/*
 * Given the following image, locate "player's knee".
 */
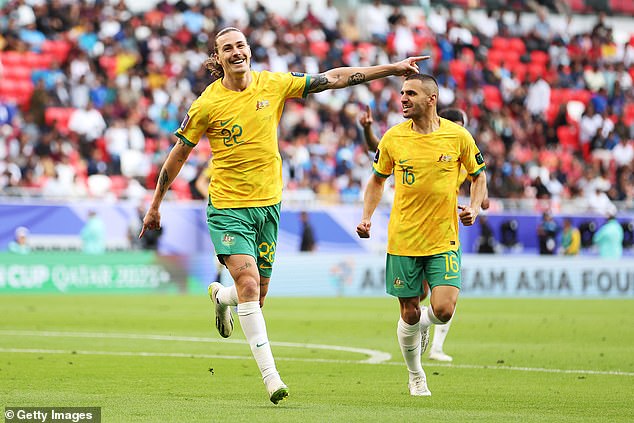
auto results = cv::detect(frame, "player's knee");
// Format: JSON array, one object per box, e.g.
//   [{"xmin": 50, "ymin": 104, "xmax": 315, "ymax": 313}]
[
  {"xmin": 400, "ymin": 300, "xmax": 421, "ymax": 325},
  {"xmin": 433, "ymin": 302, "xmax": 455, "ymax": 323},
  {"xmin": 236, "ymin": 275, "xmax": 259, "ymax": 298}
]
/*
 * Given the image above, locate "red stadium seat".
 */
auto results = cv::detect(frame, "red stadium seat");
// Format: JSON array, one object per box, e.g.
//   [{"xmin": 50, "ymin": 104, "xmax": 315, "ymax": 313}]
[
  {"xmin": 2, "ymin": 65, "xmax": 32, "ymax": 80},
  {"xmin": 309, "ymin": 41, "xmax": 329, "ymax": 60},
  {"xmin": 508, "ymin": 38, "xmax": 526, "ymax": 56},
  {"xmin": 482, "ymin": 85, "xmax": 503, "ymax": 111},
  {"xmin": 545, "ymin": 104, "xmax": 560, "ymax": 125},
  {"xmin": 23, "ymin": 52, "xmax": 54, "ymax": 69},
  {"xmin": 487, "ymin": 49, "xmax": 505, "ymax": 66},
  {"xmin": 491, "ymin": 37, "xmax": 509, "ymax": 51},
  {"xmin": 98, "ymin": 56, "xmax": 117, "ymax": 79},
  {"xmin": 509, "ymin": 62, "xmax": 527, "ymax": 82},
  {"xmin": 0, "ymin": 51, "xmax": 23, "ymax": 67},
  {"xmin": 527, "ymin": 62, "xmax": 546, "ymax": 81},
  {"xmin": 109, "ymin": 175, "xmax": 129, "ymax": 198},
  {"xmin": 41, "ymin": 40, "xmax": 72, "ymax": 62},
  {"xmin": 449, "ymin": 60, "xmax": 467, "ymax": 89},
  {"xmin": 568, "ymin": 0, "xmax": 587, "ymax": 12},
  {"xmin": 44, "ymin": 107, "xmax": 75, "ymax": 132},
  {"xmin": 530, "ymin": 50, "xmax": 549, "ymax": 66},
  {"xmin": 569, "ymin": 89, "xmax": 592, "ymax": 105},
  {"xmin": 624, "ymin": 103, "xmax": 634, "ymax": 126},
  {"xmin": 556, "ymin": 125, "xmax": 579, "ymax": 152},
  {"xmin": 170, "ymin": 178, "xmax": 192, "ymax": 200}
]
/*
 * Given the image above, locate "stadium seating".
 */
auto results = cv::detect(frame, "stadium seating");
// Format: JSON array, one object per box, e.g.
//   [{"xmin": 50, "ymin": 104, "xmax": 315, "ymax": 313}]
[
  {"xmin": 556, "ymin": 125, "xmax": 580, "ymax": 152},
  {"xmin": 482, "ymin": 85, "xmax": 503, "ymax": 112},
  {"xmin": 44, "ymin": 107, "xmax": 75, "ymax": 133}
]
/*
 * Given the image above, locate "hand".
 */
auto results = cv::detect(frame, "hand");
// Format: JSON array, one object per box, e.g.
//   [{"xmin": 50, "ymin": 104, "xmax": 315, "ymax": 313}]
[
  {"xmin": 393, "ymin": 56, "xmax": 430, "ymax": 76},
  {"xmin": 139, "ymin": 208, "xmax": 161, "ymax": 238},
  {"xmin": 356, "ymin": 220, "xmax": 371, "ymax": 238},
  {"xmin": 458, "ymin": 204, "xmax": 478, "ymax": 226},
  {"xmin": 359, "ymin": 104, "xmax": 374, "ymax": 128}
]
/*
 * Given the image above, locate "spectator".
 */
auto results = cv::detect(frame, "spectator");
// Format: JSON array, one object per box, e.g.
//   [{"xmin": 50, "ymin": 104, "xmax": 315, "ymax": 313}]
[
  {"xmin": 8, "ymin": 226, "xmax": 31, "ymax": 254},
  {"xmin": 593, "ymin": 208, "xmax": 624, "ymax": 259},
  {"xmin": 538, "ymin": 211, "xmax": 558, "ymax": 255},
  {"xmin": 80, "ymin": 210, "xmax": 106, "ymax": 254},
  {"xmin": 561, "ymin": 218, "xmax": 580, "ymax": 255},
  {"xmin": 299, "ymin": 211, "xmax": 316, "ymax": 252},
  {"xmin": 475, "ymin": 214, "xmax": 496, "ymax": 254}
]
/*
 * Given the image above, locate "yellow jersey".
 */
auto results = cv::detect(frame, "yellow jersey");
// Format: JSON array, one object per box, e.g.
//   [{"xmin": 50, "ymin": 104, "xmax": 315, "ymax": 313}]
[
  {"xmin": 175, "ymin": 70, "xmax": 309, "ymax": 208},
  {"xmin": 373, "ymin": 117, "xmax": 486, "ymax": 256}
]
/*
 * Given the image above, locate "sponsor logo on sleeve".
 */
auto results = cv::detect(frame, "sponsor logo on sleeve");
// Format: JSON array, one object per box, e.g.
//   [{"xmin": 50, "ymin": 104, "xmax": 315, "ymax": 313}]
[
  {"xmin": 179, "ymin": 114, "xmax": 190, "ymax": 131},
  {"xmin": 291, "ymin": 72, "xmax": 305, "ymax": 77},
  {"xmin": 373, "ymin": 148, "xmax": 380, "ymax": 163},
  {"xmin": 475, "ymin": 152, "xmax": 484, "ymax": 165}
]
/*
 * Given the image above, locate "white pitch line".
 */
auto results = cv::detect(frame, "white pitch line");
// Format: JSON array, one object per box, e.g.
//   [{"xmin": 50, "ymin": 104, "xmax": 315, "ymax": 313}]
[
  {"xmin": 0, "ymin": 347, "xmax": 633, "ymax": 377},
  {"xmin": 0, "ymin": 330, "xmax": 391, "ymax": 364},
  {"xmin": 1, "ymin": 330, "xmax": 632, "ymax": 377}
]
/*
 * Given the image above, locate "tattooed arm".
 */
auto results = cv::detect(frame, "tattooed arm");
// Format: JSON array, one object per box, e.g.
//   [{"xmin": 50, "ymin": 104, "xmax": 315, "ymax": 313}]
[
  {"xmin": 305, "ymin": 55, "xmax": 430, "ymax": 94},
  {"xmin": 139, "ymin": 139, "xmax": 193, "ymax": 238}
]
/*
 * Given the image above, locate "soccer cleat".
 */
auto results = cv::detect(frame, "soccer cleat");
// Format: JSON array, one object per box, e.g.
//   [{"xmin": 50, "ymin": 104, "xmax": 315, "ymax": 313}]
[
  {"xmin": 408, "ymin": 373, "xmax": 432, "ymax": 396},
  {"xmin": 428, "ymin": 349, "xmax": 453, "ymax": 362},
  {"xmin": 266, "ymin": 378, "xmax": 289, "ymax": 405},
  {"xmin": 208, "ymin": 282, "xmax": 233, "ymax": 338}
]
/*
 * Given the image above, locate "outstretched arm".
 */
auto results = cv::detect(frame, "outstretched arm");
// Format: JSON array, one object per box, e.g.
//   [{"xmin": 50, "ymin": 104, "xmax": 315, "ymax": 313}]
[
  {"xmin": 359, "ymin": 104, "xmax": 380, "ymax": 152},
  {"xmin": 139, "ymin": 139, "xmax": 194, "ymax": 238},
  {"xmin": 356, "ymin": 173, "xmax": 387, "ymax": 238},
  {"xmin": 306, "ymin": 56, "xmax": 429, "ymax": 94}
]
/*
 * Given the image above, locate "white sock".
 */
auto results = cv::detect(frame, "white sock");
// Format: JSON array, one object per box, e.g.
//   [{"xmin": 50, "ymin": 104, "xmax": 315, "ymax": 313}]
[
  {"xmin": 217, "ymin": 285, "xmax": 238, "ymax": 307},
  {"xmin": 397, "ymin": 318, "xmax": 423, "ymax": 375},
  {"xmin": 431, "ymin": 315, "xmax": 453, "ymax": 352},
  {"xmin": 419, "ymin": 305, "xmax": 443, "ymax": 329},
  {"xmin": 237, "ymin": 301, "xmax": 279, "ymax": 382}
]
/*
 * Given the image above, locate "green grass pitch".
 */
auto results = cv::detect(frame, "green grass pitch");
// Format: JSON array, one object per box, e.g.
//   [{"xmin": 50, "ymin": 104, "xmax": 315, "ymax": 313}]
[{"xmin": 1, "ymin": 295, "xmax": 633, "ymax": 422}]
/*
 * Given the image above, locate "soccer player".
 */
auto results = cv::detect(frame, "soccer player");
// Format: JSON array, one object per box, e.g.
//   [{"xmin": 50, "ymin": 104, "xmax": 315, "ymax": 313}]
[
  {"xmin": 358, "ymin": 105, "xmax": 489, "ymax": 362},
  {"xmin": 356, "ymin": 74, "xmax": 487, "ymax": 396},
  {"xmin": 139, "ymin": 26, "xmax": 428, "ymax": 404}
]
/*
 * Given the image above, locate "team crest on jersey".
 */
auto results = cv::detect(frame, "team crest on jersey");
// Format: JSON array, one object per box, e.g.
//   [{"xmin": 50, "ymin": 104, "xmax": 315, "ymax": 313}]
[
  {"xmin": 222, "ymin": 233, "xmax": 235, "ymax": 246},
  {"xmin": 179, "ymin": 114, "xmax": 190, "ymax": 131},
  {"xmin": 393, "ymin": 277, "xmax": 404, "ymax": 289},
  {"xmin": 291, "ymin": 72, "xmax": 305, "ymax": 77},
  {"xmin": 256, "ymin": 100, "xmax": 270, "ymax": 111},
  {"xmin": 437, "ymin": 154, "xmax": 453, "ymax": 162}
]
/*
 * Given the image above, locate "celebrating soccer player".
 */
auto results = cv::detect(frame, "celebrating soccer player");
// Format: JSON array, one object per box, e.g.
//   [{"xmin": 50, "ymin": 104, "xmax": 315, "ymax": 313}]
[
  {"xmin": 358, "ymin": 105, "xmax": 490, "ymax": 362},
  {"xmin": 139, "ymin": 26, "xmax": 428, "ymax": 404},
  {"xmin": 356, "ymin": 74, "xmax": 487, "ymax": 396}
]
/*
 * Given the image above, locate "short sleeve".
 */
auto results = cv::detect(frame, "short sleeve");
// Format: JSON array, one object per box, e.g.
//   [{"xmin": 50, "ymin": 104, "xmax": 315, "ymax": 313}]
[
  {"xmin": 174, "ymin": 97, "xmax": 209, "ymax": 147},
  {"xmin": 372, "ymin": 137, "xmax": 393, "ymax": 178},
  {"xmin": 279, "ymin": 72, "xmax": 310, "ymax": 99},
  {"xmin": 459, "ymin": 130, "xmax": 486, "ymax": 176}
]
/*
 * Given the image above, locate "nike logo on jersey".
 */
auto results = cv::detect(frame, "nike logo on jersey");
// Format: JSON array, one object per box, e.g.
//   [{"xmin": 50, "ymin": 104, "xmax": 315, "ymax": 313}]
[
  {"xmin": 256, "ymin": 342, "xmax": 268, "ymax": 348},
  {"xmin": 444, "ymin": 274, "xmax": 458, "ymax": 280},
  {"xmin": 437, "ymin": 154, "xmax": 453, "ymax": 162},
  {"xmin": 398, "ymin": 159, "xmax": 409, "ymax": 164},
  {"xmin": 219, "ymin": 119, "xmax": 231, "ymax": 126}
]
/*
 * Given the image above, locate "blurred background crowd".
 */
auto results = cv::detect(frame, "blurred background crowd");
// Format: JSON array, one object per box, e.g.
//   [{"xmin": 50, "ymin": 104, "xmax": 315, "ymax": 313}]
[{"xmin": 0, "ymin": 0, "xmax": 633, "ymax": 214}]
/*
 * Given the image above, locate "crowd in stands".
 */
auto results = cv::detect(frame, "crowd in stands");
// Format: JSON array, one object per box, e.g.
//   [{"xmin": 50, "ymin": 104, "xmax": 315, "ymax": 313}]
[{"xmin": 0, "ymin": 0, "xmax": 633, "ymax": 214}]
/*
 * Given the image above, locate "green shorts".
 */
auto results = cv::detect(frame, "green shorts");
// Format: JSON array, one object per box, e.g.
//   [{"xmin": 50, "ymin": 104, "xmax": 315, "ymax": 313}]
[
  {"xmin": 385, "ymin": 249, "xmax": 461, "ymax": 298},
  {"xmin": 207, "ymin": 201, "xmax": 280, "ymax": 278}
]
